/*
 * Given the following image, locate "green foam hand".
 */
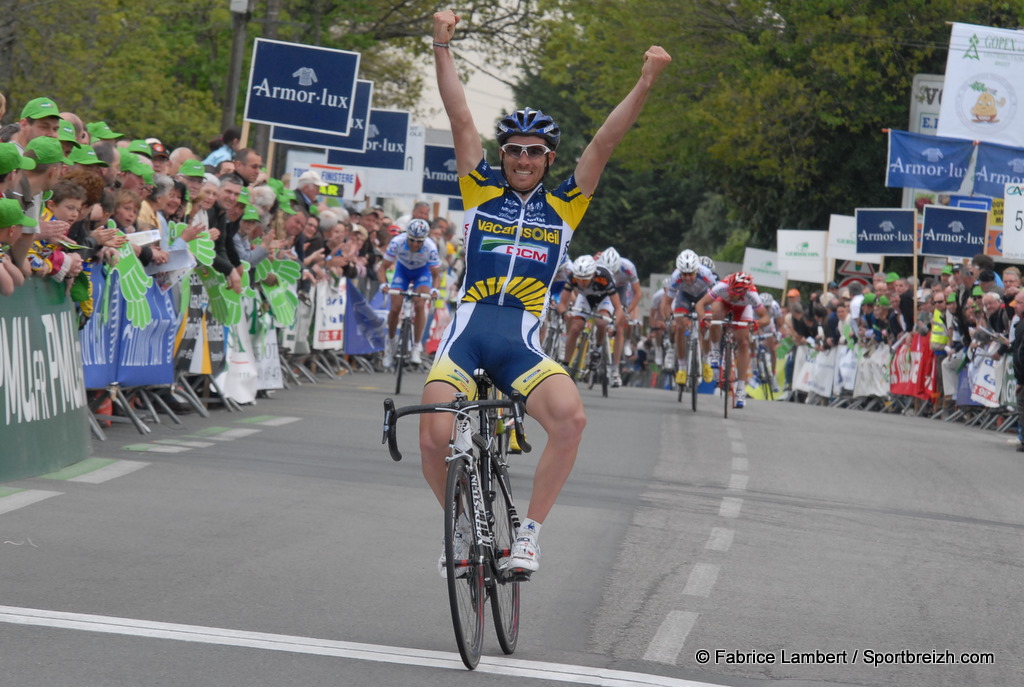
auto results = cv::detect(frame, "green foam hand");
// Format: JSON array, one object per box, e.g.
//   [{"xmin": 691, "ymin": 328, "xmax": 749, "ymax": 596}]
[
  {"xmin": 196, "ymin": 266, "xmax": 234, "ymax": 325},
  {"xmin": 271, "ymin": 259, "xmax": 302, "ymax": 286},
  {"xmin": 170, "ymin": 221, "xmax": 216, "ymax": 266},
  {"xmin": 112, "ymin": 230, "xmax": 153, "ymax": 329}
]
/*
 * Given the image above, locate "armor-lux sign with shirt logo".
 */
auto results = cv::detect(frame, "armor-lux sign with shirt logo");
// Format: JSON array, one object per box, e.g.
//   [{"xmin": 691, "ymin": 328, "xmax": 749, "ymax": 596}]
[
  {"xmin": 327, "ymin": 110, "xmax": 411, "ymax": 171},
  {"xmin": 423, "ymin": 145, "xmax": 459, "ymax": 197},
  {"xmin": 245, "ymin": 38, "xmax": 361, "ymax": 135},
  {"xmin": 270, "ymin": 79, "xmax": 374, "ymax": 152},
  {"xmin": 973, "ymin": 141, "xmax": 1024, "ymax": 198},
  {"xmin": 1000, "ymin": 183, "xmax": 1024, "ymax": 260},
  {"xmin": 885, "ymin": 129, "xmax": 974, "ymax": 192},
  {"xmin": 920, "ymin": 205, "xmax": 987, "ymax": 258},
  {"xmin": 855, "ymin": 208, "xmax": 916, "ymax": 256}
]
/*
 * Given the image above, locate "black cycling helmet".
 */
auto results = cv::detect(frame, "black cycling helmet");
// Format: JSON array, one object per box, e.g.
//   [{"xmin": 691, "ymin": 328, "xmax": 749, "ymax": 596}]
[{"xmin": 496, "ymin": 108, "xmax": 560, "ymax": 149}]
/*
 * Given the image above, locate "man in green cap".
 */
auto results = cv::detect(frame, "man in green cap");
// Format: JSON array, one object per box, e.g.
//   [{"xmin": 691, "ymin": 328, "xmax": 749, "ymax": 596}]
[
  {"xmin": 0, "ymin": 198, "xmax": 35, "ymax": 295},
  {"xmin": 11, "ymin": 97, "xmax": 61, "ymax": 152},
  {"xmin": 0, "ymin": 142, "xmax": 36, "ymax": 195},
  {"xmin": 56, "ymin": 118, "xmax": 83, "ymax": 156}
]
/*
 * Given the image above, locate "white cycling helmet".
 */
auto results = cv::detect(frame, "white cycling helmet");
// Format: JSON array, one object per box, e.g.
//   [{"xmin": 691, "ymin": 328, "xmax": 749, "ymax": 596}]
[
  {"xmin": 760, "ymin": 292, "xmax": 775, "ymax": 307},
  {"xmin": 699, "ymin": 255, "xmax": 716, "ymax": 272},
  {"xmin": 676, "ymin": 249, "xmax": 700, "ymax": 273},
  {"xmin": 572, "ymin": 255, "xmax": 598, "ymax": 279},
  {"xmin": 599, "ymin": 246, "xmax": 621, "ymax": 273},
  {"xmin": 406, "ymin": 218, "xmax": 430, "ymax": 240}
]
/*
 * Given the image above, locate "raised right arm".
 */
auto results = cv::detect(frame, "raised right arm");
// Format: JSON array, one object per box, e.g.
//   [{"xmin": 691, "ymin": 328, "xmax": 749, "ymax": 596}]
[{"xmin": 433, "ymin": 10, "xmax": 483, "ymax": 177}]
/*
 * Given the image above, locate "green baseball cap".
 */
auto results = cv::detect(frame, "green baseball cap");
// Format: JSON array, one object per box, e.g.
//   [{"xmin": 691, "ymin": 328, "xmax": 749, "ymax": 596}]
[
  {"xmin": 86, "ymin": 120, "xmax": 123, "ymax": 140},
  {"xmin": 885, "ymin": 272, "xmax": 899, "ymax": 283},
  {"xmin": 121, "ymin": 153, "xmax": 154, "ymax": 184},
  {"xmin": 242, "ymin": 205, "xmax": 260, "ymax": 222},
  {"xmin": 57, "ymin": 119, "xmax": 82, "ymax": 148},
  {"xmin": 878, "ymin": 295, "xmax": 891, "ymax": 307},
  {"xmin": 0, "ymin": 142, "xmax": 37, "ymax": 174},
  {"xmin": 177, "ymin": 159, "xmax": 206, "ymax": 178},
  {"xmin": 0, "ymin": 198, "xmax": 38, "ymax": 229},
  {"xmin": 946, "ymin": 292, "xmax": 956, "ymax": 303},
  {"xmin": 971, "ymin": 285, "xmax": 983, "ymax": 297},
  {"xmin": 941, "ymin": 264, "xmax": 953, "ymax": 275},
  {"xmin": 25, "ymin": 136, "xmax": 72, "ymax": 165},
  {"xmin": 127, "ymin": 139, "xmax": 152, "ymax": 158},
  {"xmin": 69, "ymin": 144, "xmax": 109, "ymax": 167},
  {"xmin": 861, "ymin": 293, "xmax": 876, "ymax": 306},
  {"xmin": 237, "ymin": 187, "xmax": 250, "ymax": 206},
  {"xmin": 20, "ymin": 97, "xmax": 60, "ymax": 120}
]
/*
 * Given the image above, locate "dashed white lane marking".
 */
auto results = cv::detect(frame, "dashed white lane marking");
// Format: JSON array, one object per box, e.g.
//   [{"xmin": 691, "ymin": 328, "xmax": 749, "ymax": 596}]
[
  {"xmin": 705, "ymin": 528, "xmax": 734, "ymax": 552},
  {"xmin": 0, "ymin": 490, "xmax": 63, "ymax": 515},
  {"xmin": 69, "ymin": 460, "xmax": 149, "ymax": 484},
  {"xmin": 731, "ymin": 457, "xmax": 748, "ymax": 472},
  {"xmin": 728, "ymin": 474, "xmax": 748, "ymax": 492},
  {"xmin": 682, "ymin": 563, "xmax": 719, "ymax": 597},
  {"xmin": 154, "ymin": 439, "xmax": 218, "ymax": 448},
  {"xmin": 719, "ymin": 497, "xmax": 743, "ymax": 518},
  {"xmin": 725, "ymin": 426, "xmax": 741, "ymax": 440},
  {"xmin": 0, "ymin": 605, "xmax": 715, "ymax": 686},
  {"xmin": 208, "ymin": 428, "xmax": 263, "ymax": 441},
  {"xmin": 643, "ymin": 610, "xmax": 700, "ymax": 665},
  {"xmin": 729, "ymin": 440, "xmax": 746, "ymax": 455},
  {"xmin": 252, "ymin": 416, "xmax": 302, "ymax": 427}
]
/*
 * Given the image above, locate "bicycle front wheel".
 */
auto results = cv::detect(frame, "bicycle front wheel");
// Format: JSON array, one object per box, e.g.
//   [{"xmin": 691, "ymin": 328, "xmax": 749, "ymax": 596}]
[
  {"xmin": 445, "ymin": 459, "xmax": 485, "ymax": 669},
  {"xmin": 489, "ymin": 459, "xmax": 520, "ymax": 654},
  {"xmin": 690, "ymin": 345, "xmax": 700, "ymax": 412},
  {"xmin": 395, "ymin": 320, "xmax": 410, "ymax": 395},
  {"xmin": 722, "ymin": 341, "xmax": 732, "ymax": 419},
  {"xmin": 760, "ymin": 350, "xmax": 775, "ymax": 401}
]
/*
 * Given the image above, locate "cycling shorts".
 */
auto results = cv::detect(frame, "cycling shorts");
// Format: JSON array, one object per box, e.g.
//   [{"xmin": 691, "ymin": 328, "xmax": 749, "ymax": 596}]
[
  {"xmin": 569, "ymin": 292, "xmax": 614, "ymax": 317},
  {"xmin": 712, "ymin": 296, "xmax": 755, "ymax": 323},
  {"xmin": 391, "ymin": 263, "xmax": 432, "ymax": 292},
  {"xmin": 426, "ymin": 302, "xmax": 567, "ymax": 399},
  {"xmin": 672, "ymin": 291, "xmax": 703, "ymax": 315}
]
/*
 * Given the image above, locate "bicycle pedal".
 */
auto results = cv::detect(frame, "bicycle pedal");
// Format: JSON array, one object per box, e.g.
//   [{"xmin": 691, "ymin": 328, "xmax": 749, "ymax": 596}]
[{"xmin": 501, "ymin": 568, "xmax": 533, "ymax": 582}]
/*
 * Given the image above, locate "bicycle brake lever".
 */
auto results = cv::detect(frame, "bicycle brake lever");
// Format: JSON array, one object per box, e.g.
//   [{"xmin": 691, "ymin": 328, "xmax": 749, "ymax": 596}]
[
  {"xmin": 509, "ymin": 392, "xmax": 533, "ymax": 454},
  {"xmin": 382, "ymin": 399, "xmax": 403, "ymax": 461}
]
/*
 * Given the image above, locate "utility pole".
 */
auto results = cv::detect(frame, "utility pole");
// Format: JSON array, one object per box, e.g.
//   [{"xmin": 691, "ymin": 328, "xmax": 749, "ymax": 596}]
[{"xmin": 223, "ymin": 0, "xmax": 253, "ymax": 134}]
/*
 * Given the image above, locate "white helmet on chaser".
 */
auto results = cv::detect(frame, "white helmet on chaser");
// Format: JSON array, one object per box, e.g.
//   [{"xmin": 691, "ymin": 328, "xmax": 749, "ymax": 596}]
[
  {"xmin": 699, "ymin": 255, "xmax": 716, "ymax": 272},
  {"xmin": 406, "ymin": 218, "xmax": 430, "ymax": 240},
  {"xmin": 598, "ymin": 246, "xmax": 621, "ymax": 273},
  {"xmin": 572, "ymin": 255, "xmax": 598, "ymax": 279},
  {"xmin": 676, "ymin": 249, "xmax": 700, "ymax": 273}
]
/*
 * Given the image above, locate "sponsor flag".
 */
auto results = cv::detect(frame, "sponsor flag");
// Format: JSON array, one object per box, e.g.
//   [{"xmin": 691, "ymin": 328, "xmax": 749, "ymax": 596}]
[
  {"xmin": 885, "ymin": 129, "xmax": 975, "ymax": 191},
  {"xmin": 742, "ymin": 247, "xmax": 786, "ymax": 289},
  {"xmin": 777, "ymin": 230, "xmax": 827, "ymax": 283},
  {"xmin": 1001, "ymin": 183, "xmax": 1024, "ymax": 260},
  {"xmin": 973, "ymin": 141, "xmax": 1024, "ymax": 198}
]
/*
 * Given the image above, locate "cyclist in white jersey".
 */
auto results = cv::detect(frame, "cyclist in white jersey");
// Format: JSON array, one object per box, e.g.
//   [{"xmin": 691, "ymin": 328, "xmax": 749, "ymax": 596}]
[
  {"xmin": 424, "ymin": 9, "xmax": 671, "ymax": 576},
  {"xmin": 597, "ymin": 246, "xmax": 641, "ymax": 387},
  {"xmin": 759, "ymin": 292, "xmax": 784, "ymax": 384},
  {"xmin": 665, "ymin": 249, "xmax": 717, "ymax": 385},
  {"xmin": 695, "ymin": 272, "xmax": 770, "ymax": 409},
  {"xmin": 377, "ymin": 217, "xmax": 442, "ymax": 366}
]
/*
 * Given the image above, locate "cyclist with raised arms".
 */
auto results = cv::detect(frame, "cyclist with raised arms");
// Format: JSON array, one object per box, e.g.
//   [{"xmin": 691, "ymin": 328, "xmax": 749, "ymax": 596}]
[
  {"xmin": 695, "ymin": 272, "xmax": 770, "ymax": 409},
  {"xmin": 665, "ymin": 249, "xmax": 717, "ymax": 386},
  {"xmin": 558, "ymin": 255, "xmax": 622, "ymax": 378},
  {"xmin": 377, "ymin": 217, "xmax": 442, "ymax": 367},
  {"xmin": 597, "ymin": 246, "xmax": 641, "ymax": 388},
  {"xmin": 423, "ymin": 9, "xmax": 670, "ymax": 576}
]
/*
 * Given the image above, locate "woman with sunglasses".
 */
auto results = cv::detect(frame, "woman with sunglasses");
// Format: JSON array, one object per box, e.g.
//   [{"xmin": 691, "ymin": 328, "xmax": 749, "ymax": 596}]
[{"xmin": 418, "ymin": 9, "xmax": 671, "ymax": 577}]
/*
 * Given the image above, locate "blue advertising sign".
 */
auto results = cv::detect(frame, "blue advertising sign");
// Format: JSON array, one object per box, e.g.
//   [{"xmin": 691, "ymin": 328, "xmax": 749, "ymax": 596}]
[
  {"xmin": 327, "ymin": 110, "xmax": 410, "ymax": 171},
  {"xmin": 117, "ymin": 283, "xmax": 178, "ymax": 387},
  {"xmin": 920, "ymin": 205, "xmax": 988, "ymax": 258},
  {"xmin": 80, "ymin": 266, "xmax": 120, "ymax": 389},
  {"xmin": 422, "ymin": 145, "xmax": 459, "ymax": 196},
  {"xmin": 973, "ymin": 141, "xmax": 1024, "ymax": 198},
  {"xmin": 885, "ymin": 129, "xmax": 974, "ymax": 192},
  {"xmin": 271, "ymin": 80, "xmax": 374, "ymax": 151},
  {"xmin": 244, "ymin": 38, "xmax": 361, "ymax": 134},
  {"xmin": 854, "ymin": 208, "xmax": 916, "ymax": 256}
]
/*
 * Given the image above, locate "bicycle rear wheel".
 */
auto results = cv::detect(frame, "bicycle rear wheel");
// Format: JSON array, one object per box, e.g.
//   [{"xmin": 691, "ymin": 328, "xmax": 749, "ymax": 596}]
[
  {"xmin": 758, "ymin": 349, "xmax": 774, "ymax": 401},
  {"xmin": 722, "ymin": 340, "xmax": 732, "ymax": 419},
  {"xmin": 445, "ymin": 458, "xmax": 485, "ymax": 669},
  {"xmin": 489, "ymin": 458, "xmax": 520, "ymax": 654}
]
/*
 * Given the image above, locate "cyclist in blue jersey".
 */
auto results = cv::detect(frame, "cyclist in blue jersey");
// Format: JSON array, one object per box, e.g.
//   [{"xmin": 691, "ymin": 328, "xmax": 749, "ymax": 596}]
[
  {"xmin": 424, "ymin": 9, "xmax": 670, "ymax": 576},
  {"xmin": 377, "ymin": 217, "xmax": 442, "ymax": 366}
]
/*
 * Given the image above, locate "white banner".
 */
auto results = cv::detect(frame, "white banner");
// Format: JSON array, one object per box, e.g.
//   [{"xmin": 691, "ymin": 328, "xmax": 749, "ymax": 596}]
[
  {"xmin": 777, "ymin": 230, "xmax": 827, "ymax": 283},
  {"xmin": 827, "ymin": 214, "xmax": 883, "ymax": 263},
  {"xmin": 742, "ymin": 247, "xmax": 786, "ymax": 289},
  {"xmin": 1003, "ymin": 183, "xmax": 1024, "ymax": 260},
  {"xmin": 937, "ymin": 23, "xmax": 1024, "ymax": 147}
]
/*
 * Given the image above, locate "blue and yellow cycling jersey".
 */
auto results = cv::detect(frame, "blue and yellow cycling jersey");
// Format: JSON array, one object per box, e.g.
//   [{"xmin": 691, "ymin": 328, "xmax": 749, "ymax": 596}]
[{"xmin": 457, "ymin": 157, "xmax": 590, "ymax": 318}]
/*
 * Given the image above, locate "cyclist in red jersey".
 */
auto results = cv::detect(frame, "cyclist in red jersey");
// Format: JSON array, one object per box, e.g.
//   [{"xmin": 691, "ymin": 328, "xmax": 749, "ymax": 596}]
[{"xmin": 695, "ymin": 272, "xmax": 770, "ymax": 408}]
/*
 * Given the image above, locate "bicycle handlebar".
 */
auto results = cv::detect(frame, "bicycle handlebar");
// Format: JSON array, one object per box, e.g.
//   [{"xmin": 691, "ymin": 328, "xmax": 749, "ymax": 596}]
[
  {"xmin": 386, "ymin": 287, "xmax": 434, "ymax": 299},
  {"xmin": 382, "ymin": 393, "xmax": 532, "ymax": 462},
  {"xmin": 708, "ymin": 319, "xmax": 750, "ymax": 328}
]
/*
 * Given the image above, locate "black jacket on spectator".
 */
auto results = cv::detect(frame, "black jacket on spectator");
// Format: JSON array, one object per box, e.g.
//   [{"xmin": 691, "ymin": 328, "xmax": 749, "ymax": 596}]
[{"xmin": 1012, "ymin": 318, "xmax": 1024, "ymax": 383}]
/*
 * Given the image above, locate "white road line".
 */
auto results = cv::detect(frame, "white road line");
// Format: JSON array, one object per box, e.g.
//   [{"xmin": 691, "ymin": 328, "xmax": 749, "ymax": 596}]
[
  {"xmin": 642, "ymin": 611, "xmax": 699, "ymax": 665},
  {"xmin": 682, "ymin": 563, "xmax": 719, "ymax": 597},
  {"xmin": 0, "ymin": 490, "xmax": 62, "ymax": 515},
  {"xmin": 208, "ymin": 428, "xmax": 263, "ymax": 441},
  {"xmin": 729, "ymin": 440, "xmax": 746, "ymax": 455},
  {"xmin": 719, "ymin": 497, "xmax": 743, "ymax": 518},
  {"xmin": 69, "ymin": 460, "xmax": 149, "ymax": 484},
  {"xmin": 155, "ymin": 439, "xmax": 217, "ymax": 448},
  {"xmin": 725, "ymin": 427, "xmax": 742, "ymax": 441},
  {"xmin": 728, "ymin": 474, "xmax": 748, "ymax": 492},
  {"xmin": 731, "ymin": 457, "xmax": 748, "ymax": 472},
  {"xmin": 705, "ymin": 528, "xmax": 734, "ymax": 552},
  {"xmin": 254, "ymin": 416, "xmax": 301, "ymax": 427},
  {"xmin": 0, "ymin": 605, "xmax": 714, "ymax": 686}
]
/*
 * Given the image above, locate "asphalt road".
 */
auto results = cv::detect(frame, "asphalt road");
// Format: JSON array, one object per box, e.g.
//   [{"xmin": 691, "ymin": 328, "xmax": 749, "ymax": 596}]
[{"xmin": 0, "ymin": 368, "xmax": 1020, "ymax": 687}]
